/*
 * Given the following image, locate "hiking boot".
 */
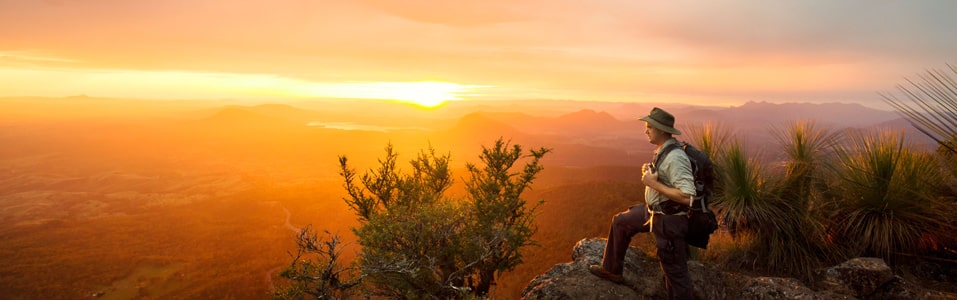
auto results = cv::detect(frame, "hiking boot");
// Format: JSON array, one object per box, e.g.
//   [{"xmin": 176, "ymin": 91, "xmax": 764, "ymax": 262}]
[{"xmin": 588, "ymin": 264, "xmax": 624, "ymax": 284}]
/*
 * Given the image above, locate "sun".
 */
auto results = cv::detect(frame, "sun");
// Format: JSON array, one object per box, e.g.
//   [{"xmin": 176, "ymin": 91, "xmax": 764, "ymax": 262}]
[
  {"xmin": 286, "ymin": 81, "xmax": 472, "ymax": 108},
  {"xmin": 367, "ymin": 81, "xmax": 466, "ymax": 108}
]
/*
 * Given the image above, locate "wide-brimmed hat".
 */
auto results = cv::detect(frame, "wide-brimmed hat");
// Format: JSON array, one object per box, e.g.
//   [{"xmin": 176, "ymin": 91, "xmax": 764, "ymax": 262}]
[{"xmin": 638, "ymin": 107, "xmax": 681, "ymax": 135}]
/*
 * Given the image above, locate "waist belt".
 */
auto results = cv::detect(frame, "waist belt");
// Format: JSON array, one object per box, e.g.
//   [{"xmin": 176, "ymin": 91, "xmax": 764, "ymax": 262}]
[{"xmin": 650, "ymin": 200, "xmax": 690, "ymax": 215}]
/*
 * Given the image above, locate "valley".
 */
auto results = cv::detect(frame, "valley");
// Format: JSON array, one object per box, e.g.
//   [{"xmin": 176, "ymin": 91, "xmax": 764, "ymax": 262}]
[{"xmin": 0, "ymin": 97, "xmax": 921, "ymax": 298}]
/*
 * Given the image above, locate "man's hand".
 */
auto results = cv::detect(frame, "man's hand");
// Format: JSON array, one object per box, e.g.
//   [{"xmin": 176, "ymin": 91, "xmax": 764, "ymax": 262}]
[
  {"xmin": 642, "ymin": 166, "xmax": 659, "ymax": 187},
  {"xmin": 642, "ymin": 163, "xmax": 691, "ymax": 205}
]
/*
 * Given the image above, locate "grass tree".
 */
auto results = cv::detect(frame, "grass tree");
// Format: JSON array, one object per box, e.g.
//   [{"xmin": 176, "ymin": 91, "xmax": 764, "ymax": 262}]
[
  {"xmin": 691, "ymin": 122, "xmax": 835, "ymax": 279},
  {"xmin": 706, "ymin": 135, "xmax": 800, "ymax": 272},
  {"xmin": 827, "ymin": 129, "xmax": 955, "ymax": 262},
  {"xmin": 768, "ymin": 121, "xmax": 840, "ymax": 278},
  {"xmin": 882, "ymin": 64, "xmax": 957, "ymax": 198},
  {"xmin": 772, "ymin": 120, "xmax": 838, "ymax": 211},
  {"xmin": 881, "ymin": 64, "xmax": 957, "ymax": 154},
  {"xmin": 711, "ymin": 139, "xmax": 781, "ymax": 238},
  {"xmin": 685, "ymin": 122, "xmax": 731, "ymax": 216},
  {"xmin": 685, "ymin": 122, "xmax": 732, "ymax": 161}
]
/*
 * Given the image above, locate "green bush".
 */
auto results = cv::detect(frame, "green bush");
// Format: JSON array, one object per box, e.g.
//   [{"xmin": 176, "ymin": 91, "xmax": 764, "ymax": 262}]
[{"xmin": 283, "ymin": 138, "xmax": 550, "ymax": 299}]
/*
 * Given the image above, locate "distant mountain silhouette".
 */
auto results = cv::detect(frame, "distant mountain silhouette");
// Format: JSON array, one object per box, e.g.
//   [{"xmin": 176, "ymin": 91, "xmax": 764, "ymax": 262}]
[
  {"xmin": 203, "ymin": 106, "xmax": 270, "ymax": 123},
  {"xmin": 556, "ymin": 109, "xmax": 618, "ymax": 124},
  {"xmin": 434, "ymin": 111, "xmax": 647, "ymax": 168},
  {"xmin": 448, "ymin": 112, "xmax": 527, "ymax": 140},
  {"xmin": 668, "ymin": 101, "xmax": 897, "ymax": 129},
  {"xmin": 199, "ymin": 106, "xmax": 299, "ymax": 129},
  {"xmin": 454, "ymin": 109, "xmax": 630, "ymax": 137},
  {"xmin": 440, "ymin": 102, "xmax": 934, "ymax": 167},
  {"xmin": 550, "ymin": 109, "xmax": 632, "ymax": 137},
  {"xmin": 874, "ymin": 117, "xmax": 937, "ymax": 149},
  {"xmin": 245, "ymin": 104, "xmax": 322, "ymax": 123},
  {"xmin": 729, "ymin": 101, "xmax": 898, "ymax": 127},
  {"xmin": 554, "ymin": 109, "xmax": 623, "ymax": 131},
  {"xmin": 294, "ymin": 99, "xmax": 455, "ymax": 128}
]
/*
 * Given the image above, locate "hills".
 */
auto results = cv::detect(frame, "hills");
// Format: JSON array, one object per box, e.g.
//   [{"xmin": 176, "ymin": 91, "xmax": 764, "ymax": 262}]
[{"xmin": 0, "ymin": 96, "xmax": 934, "ymax": 298}]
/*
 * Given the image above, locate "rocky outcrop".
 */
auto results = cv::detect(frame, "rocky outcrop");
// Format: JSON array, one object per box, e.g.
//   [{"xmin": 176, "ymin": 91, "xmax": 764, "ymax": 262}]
[{"xmin": 522, "ymin": 238, "xmax": 955, "ymax": 299}]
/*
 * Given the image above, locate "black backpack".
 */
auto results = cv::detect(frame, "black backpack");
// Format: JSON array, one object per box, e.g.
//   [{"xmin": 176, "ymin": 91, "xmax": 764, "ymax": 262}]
[{"xmin": 655, "ymin": 141, "xmax": 719, "ymax": 249}]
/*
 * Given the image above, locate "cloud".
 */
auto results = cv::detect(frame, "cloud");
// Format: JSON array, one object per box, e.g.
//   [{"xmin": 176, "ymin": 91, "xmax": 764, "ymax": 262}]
[
  {"xmin": 0, "ymin": 0, "xmax": 954, "ymax": 105},
  {"xmin": 354, "ymin": 0, "xmax": 535, "ymax": 26},
  {"xmin": 606, "ymin": 1, "xmax": 957, "ymax": 64},
  {"xmin": 0, "ymin": 50, "xmax": 81, "ymax": 66}
]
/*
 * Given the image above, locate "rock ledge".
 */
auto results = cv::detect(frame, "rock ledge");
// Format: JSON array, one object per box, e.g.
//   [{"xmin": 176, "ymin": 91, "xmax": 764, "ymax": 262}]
[{"xmin": 522, "ymin": 238, "xmax": 955, "ymax": 299}]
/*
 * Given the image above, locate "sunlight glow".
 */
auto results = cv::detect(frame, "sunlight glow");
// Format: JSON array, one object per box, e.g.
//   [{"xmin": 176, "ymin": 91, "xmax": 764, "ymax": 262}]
[
  {"xmin": 0, "ymin": 65, "xmax": 480, "ymax": 107},
  {"xmin": 295, "ymin": 81, "xmax": 470, "ymax": 107}
]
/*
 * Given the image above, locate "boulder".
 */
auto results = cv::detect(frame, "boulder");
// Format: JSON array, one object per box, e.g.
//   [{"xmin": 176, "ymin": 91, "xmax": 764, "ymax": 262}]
[
  {"xmin": 815, "ymin": 257, "xmax": 895, "ymax": 297},
  {"xmin": 521, "ymin": 238, "xmax": 660, "ymax": 299}
]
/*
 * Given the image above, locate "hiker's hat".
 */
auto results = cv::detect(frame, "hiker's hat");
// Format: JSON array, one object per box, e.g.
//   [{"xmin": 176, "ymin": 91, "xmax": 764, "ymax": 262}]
[{"xmin": 638, "ymin": 107, "xmax": 681, "ymax": 135}]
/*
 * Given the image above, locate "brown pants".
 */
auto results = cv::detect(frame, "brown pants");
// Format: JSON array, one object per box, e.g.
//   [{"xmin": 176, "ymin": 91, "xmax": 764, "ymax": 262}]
[{"xmin": 601, "ymin": 205, "xmax": 692, "ymax": 300}]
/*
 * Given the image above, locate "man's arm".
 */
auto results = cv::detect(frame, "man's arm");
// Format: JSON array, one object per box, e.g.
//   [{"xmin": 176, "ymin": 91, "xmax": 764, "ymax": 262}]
[
  {"xmin": 642, "ymin": 151, "xmax": 695, "ymax": 206},
  {"xmin": 642, "ymin": 171, "xmax": 692, "ymax": 205}
]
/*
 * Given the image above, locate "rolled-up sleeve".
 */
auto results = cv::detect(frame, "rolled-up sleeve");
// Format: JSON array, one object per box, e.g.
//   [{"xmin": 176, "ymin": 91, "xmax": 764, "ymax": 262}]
[{"xmin": 660, "ymin": 150, "xmax": 696, "ymax": 197}]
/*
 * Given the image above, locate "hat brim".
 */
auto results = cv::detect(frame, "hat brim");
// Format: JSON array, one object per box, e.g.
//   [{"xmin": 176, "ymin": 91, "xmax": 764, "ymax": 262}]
[{"xmin": 639, "ymin": 116, "xmax": 682, "ymax": 135}]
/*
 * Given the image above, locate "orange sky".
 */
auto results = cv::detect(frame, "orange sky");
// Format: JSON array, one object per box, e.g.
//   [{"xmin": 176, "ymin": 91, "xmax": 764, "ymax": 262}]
[{"xmin": 1, "ymin": 0, "xmax": 955, "ymax": 108}]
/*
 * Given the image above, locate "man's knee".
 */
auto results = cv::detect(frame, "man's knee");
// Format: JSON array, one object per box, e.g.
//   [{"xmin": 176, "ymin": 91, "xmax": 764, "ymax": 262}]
[
  {"xmin": 611, "ymin": 211, "xmax": 635, "ymax": 230},
  {"xmin": 612, "ymin": 212, "xmax": 625, "ymax": 224}
]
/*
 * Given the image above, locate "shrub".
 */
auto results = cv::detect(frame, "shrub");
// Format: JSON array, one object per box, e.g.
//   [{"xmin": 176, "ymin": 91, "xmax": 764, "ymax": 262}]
[{"xmin": 318, "ymin": 139, "xmax": 549, "ymax": 299}]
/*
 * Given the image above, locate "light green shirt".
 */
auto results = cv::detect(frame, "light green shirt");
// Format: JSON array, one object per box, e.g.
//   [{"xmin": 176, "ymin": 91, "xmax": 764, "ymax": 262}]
[{"xmin": 645, "ymin": 138, "xmax": 696, "ymax": 211}]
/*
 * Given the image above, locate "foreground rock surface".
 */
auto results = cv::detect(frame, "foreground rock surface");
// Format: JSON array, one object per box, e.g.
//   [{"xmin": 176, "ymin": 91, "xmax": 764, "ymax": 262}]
[{"xmin": 522, "ymin": 238, "xmax": 957, "ymax": 300}]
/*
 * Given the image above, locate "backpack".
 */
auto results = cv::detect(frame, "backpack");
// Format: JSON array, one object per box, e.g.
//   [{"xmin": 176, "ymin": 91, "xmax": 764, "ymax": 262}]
[{"xmin": 655, "ymin": 141, "xmax": 719, "ymax": 249}]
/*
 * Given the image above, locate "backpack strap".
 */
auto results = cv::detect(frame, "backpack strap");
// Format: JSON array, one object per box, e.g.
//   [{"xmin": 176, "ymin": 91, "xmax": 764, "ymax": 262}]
[{"xmin": 653, "ymin": 141, "xmax": 683, "ymax": 171}]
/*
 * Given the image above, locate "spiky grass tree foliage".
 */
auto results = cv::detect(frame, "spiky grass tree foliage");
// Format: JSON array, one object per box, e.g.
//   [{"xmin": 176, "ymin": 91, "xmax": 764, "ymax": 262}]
[
  {"xmin": 685, "ymin": 122, "xmax": 731, "ymax": 223},
  {"xmin": 685, "ymin": 122, "xmax": 732, "ymax": 161},
  {"xmin": 712, "ymin": 140, "xmax": 782, "ymax": 237},
  {"xmin": 708, "ymin": 135, "xmax": 825, "ymax": 276},
  {"xmin": 768, "ymin": 121, "xmax": 841, "ymax": 278},
  {"xmin": 828, "ymin": 129, "xmax": 954, "ymax": 262},
  {"xmin": 881, "ymin": 64, "xmax": 957, "ymax": 154},
  {"xmin": 881, "ymin": 65, "xmax": 957, "ymax": 259},
  {"xmin": 935, "ymin": 137, "xmax": 957, "ymax": 199},
  {"xmin": 685, "ymin": 123, "xmax": 733, "ymax": 260},
  {"xmin": 772, "ymin": 120, "xmax": 838, "ymax": 211}
]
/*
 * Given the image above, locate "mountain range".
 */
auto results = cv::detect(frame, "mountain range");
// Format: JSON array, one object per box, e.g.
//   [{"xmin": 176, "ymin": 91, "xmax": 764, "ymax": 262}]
[{"xmin": 0, "ymin": 96, "xmax": 938, "ymax": 298}]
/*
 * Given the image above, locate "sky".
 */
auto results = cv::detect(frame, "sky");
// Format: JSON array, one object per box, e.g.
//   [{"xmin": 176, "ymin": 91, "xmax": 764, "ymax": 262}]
[{"xmin": 1, "ymin": 0, "xmax": 955, "ymax": 108}]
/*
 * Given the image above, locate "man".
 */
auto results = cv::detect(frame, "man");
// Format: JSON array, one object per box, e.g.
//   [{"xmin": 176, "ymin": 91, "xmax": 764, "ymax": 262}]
[{"xmin": 589, "ymin": 107, "xmax": 695, "ymax": 299}]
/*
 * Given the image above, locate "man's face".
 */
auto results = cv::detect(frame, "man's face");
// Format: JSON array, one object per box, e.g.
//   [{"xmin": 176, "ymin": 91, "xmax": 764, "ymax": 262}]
[{"xmin": 644, "ymin": 122, "xmax": 666, "ymax": 145}]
